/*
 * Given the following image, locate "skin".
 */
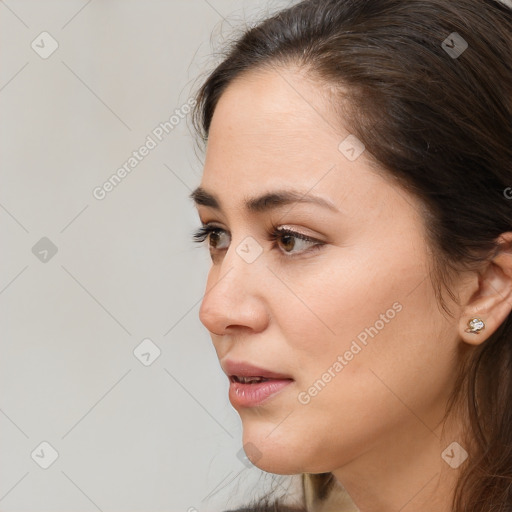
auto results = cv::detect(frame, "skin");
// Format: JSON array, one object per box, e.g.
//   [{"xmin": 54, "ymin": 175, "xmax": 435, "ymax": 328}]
[{"xmin": 191, "ymin": 65, "xmax": 512, "ymax": 512}]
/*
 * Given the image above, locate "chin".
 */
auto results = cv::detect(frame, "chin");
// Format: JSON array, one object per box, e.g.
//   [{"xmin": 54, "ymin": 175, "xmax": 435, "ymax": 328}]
[
  {"xmin": 249, "ymin": 455, "xmax": 300, "ymax": 475},
  {"xmin": 240, "ymin": 426, "xmax": 309, "ymax": 475}
]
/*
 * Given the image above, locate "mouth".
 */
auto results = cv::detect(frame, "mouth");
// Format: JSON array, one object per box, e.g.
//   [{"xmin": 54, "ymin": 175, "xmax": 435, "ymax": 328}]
[
  {"xmin": 229, "ymin": 375, "xmax": 292, "ymax": 384},
  {"xmin": 223, "ymin": 359, "xmax": 294, "ymax": 381},
  {"xmin": 228, "ymin": 376, "xmax": 294, "ymax": 408},
  {"xmin": 223, "ymin": 360, "xmax": 294, "ymax": 408}
]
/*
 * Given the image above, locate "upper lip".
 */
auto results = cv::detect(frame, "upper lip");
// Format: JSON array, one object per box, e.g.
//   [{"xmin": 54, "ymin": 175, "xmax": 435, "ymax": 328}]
[{"xmin": 222, "ymin": 359, "xmax": 294, "ymax": 380}]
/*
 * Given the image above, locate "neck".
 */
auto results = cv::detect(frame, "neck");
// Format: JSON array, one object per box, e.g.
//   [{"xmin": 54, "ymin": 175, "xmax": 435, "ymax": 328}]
[{"xmin": 331, "ymin": 413, "xmax": 468, "ymax": 512}]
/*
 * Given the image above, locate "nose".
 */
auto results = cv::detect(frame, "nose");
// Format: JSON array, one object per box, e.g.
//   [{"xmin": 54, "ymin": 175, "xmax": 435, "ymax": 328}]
[{"xmin": 198, "ymin": 251, "xmax": 270, "ymax": 336}]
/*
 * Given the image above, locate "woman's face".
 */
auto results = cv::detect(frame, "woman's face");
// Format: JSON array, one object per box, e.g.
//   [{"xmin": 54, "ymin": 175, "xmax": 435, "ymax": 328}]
[{"xmin": 193, "ymin": 67, "xmax": 464, "ymax": 476}]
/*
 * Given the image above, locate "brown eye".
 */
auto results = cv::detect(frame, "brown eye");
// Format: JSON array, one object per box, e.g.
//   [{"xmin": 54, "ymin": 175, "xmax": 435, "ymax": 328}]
[
  {"xmin": 192, "ymin": 224, "xmax": 231, "ymax": 251},
  {"xmin": 273, "ymin": 228, "xmax": 324, "ymax": 255},
  {"xmin": 209, "ymin": 230, "xmax": 221, "ymax": 248},
  {"xmin": 279, "ymin": 234, "xmax": 296, "ymax": 252},
  {"xmin": 208, "ymin": 229, "xmax": 230, "ymax": 250}
]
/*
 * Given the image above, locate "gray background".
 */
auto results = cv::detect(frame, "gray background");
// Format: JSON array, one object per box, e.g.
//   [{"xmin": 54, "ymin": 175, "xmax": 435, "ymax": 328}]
[
  {"xmin": 0, "ymin": 1, "xmax": 302, "ymax": 511},
  {"xmin": 3, "ymin": 0, "xmax": 511, "ymax": 511}
]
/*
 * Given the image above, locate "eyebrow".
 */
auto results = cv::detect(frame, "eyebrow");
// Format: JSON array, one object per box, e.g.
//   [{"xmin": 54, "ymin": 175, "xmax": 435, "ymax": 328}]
[{"xmin": 189, "ymin": 186, "xmax": 339, "ymax": 213}]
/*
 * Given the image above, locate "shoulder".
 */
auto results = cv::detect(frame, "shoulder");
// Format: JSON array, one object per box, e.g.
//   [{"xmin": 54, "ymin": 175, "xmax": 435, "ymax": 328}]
[{"xmin": 224, "ymin": 505, "xmax": 306, "ymax": 512}]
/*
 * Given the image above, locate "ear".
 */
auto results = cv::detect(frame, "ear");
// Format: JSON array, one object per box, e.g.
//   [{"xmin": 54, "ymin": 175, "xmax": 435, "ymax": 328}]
[{"xmin": 459, "ymin": 232, "xmax": 512, "ymax": 346}]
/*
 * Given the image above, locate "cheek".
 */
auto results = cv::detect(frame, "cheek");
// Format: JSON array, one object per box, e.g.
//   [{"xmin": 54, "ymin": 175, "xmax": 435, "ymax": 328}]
[
  {"xmin": 271, "ymin": 238, "xmax": 455, "ymax": 410},
  {"xmin": 270, "ymin": 244, "xmax": 428, "ymax": 369}
]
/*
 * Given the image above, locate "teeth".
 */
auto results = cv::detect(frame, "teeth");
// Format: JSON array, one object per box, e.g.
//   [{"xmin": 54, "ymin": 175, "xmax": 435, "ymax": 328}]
[{"xmin": 236, "ymin": 376, "xmax": 269, "ymax": 384}]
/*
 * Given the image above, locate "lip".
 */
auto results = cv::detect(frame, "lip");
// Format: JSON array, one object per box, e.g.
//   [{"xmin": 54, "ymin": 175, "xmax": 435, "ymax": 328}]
[
  {"xmin": 222, "ymin": 359, "xmax": 294, "ymax": 380},
  {"xmin": 229, "ymin": 379, "xmax": 293, "ymax": 408},
  {"xmin": 222, "ymin": 359, "xmax": 294, "ymax": 408}
]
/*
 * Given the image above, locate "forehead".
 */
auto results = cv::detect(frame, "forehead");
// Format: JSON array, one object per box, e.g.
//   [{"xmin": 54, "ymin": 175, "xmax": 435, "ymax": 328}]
[
  {"xmin": 209, "ymin": 66, "xmax": 343, "ymax": 151},
  {"xmin": 201, "ymin": 66, "xmax": 362, "ymax": 200}
]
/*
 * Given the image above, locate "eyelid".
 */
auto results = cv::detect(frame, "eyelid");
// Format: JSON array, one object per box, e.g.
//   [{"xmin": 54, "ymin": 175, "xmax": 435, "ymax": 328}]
[
  {"xmin": 192, "ymin": 222, "xmax": 228, "ymax": 243},
  {"xmin": 273, "ymin": 224, "xmax": 325, "ymax": 243},
  {"xmin": 267, "ymin": 226, "xmax": 326, "ymax": 258},
  {"xmin": 192, "ymin": 222, "xmax": 326, "ymax": 259}
]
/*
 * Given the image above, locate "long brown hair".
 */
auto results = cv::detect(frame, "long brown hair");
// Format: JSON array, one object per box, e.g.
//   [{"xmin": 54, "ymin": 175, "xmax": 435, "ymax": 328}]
[{"xmin": 192, "ymin": 1, "xmax": 512, "ymax": 510}]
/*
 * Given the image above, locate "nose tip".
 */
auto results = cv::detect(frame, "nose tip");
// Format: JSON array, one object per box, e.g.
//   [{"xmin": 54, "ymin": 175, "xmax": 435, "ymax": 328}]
[
  {"xmin": 198, "ymin": 264, "xmax": 269, "ymax": 336},
  {"xmin": 199, "ymin": 288, "xmax": 269, "ymax": 336}
]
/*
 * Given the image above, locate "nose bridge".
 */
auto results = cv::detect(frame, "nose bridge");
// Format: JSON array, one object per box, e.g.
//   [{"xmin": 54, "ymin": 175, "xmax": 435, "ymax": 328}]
[
  {"xmin": 199, "ymin": 242, "xmax": 267, "ymax": 333},
  {"xmin": 206, "ymin": 244, "xmax": 258, "ymax": 307},
  {"xmin": 212, "ymin": 231, "xmax": 265, "ymax": 293}
]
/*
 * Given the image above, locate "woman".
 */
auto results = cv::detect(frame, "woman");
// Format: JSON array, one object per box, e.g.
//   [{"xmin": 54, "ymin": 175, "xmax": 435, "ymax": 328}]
[{"xmin": 189, "ymin": 0, "xmax": 512, "ymax": 511}]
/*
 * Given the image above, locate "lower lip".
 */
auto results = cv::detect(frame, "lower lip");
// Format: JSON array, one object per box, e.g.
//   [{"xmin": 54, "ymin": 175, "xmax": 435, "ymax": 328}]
[{"xmin": 229, "ymin": 379, "xmax": 293, "ymax": 408}]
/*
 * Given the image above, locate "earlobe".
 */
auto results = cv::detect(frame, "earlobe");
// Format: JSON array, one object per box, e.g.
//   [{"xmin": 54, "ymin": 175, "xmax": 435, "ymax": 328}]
[
  {"xmin": 459, "ymin": 314, "xmax": 490, "ymax": 347},
  {"xmin": 464, "ymin": 317, "xmax": 486, "ymax": 335},
  {"xmin": 459, "ymin": 233, "xmax": 512, "ymax": 346},
  {"xmin": 459, "ymin": 316, "xmax": 487, "ymax": 346}
]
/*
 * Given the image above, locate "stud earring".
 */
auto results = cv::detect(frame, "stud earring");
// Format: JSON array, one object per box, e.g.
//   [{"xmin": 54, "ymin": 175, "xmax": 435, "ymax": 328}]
[{"xmin": 465, "ymin": 317, "xmax": 485, "ymax": 334}]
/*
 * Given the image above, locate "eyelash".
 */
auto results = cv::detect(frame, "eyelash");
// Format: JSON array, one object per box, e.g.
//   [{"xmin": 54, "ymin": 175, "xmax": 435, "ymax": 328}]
[{"xmin": 192, "ymin": 223, "xmax": 325, "ymax": 258}]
